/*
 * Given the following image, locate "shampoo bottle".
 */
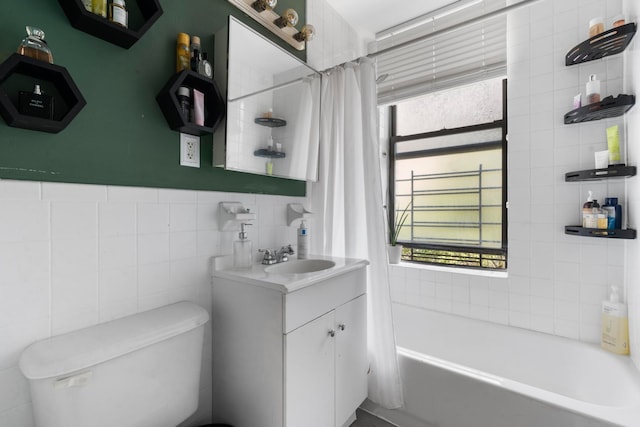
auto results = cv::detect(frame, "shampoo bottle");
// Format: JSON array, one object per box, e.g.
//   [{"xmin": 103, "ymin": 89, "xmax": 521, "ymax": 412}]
[
  {"xmin": 297, "ymin": 221, "xmax": 308, "ymax": 259},
  {"xmin": 233, "ymin": 223, "xmax": 253, "ymax": 269},
  {"xmin": 582, "ymin": 191, "xmax": 594, "ymax": 228},
  {"xmin": 601, "ymin": 286, "xmax": 629, "ymax": 354}
]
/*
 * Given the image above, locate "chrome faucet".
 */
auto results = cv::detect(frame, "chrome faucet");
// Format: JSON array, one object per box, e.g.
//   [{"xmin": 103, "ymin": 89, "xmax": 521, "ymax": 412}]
[
  {"xmin": 275, "ymin": 245, "xmax": 295, "ymax": 262},
  {"xmin": 259, "ymin": 245, "xmax": 295, "ymax": 265}
]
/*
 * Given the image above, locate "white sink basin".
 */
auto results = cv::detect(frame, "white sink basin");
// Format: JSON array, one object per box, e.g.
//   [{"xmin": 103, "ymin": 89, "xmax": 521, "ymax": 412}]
[{"xmin": 265, "ymin": 259, "xmax": 336, "ymax": 275}]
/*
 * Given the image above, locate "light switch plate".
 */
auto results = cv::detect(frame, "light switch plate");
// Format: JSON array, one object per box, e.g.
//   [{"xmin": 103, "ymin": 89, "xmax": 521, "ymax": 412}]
[{"xmin": 180, "ymin": 133, "xmax": 200, "ymax": 168}]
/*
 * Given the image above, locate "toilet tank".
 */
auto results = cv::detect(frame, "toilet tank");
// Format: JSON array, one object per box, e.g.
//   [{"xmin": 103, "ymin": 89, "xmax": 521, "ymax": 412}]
[{"xmin": 19, "ymin": 301, "xmax": 209, "ymax": 427}]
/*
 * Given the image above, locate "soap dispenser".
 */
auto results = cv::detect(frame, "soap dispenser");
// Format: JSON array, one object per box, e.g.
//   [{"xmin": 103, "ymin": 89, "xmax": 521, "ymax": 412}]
[
  {"xmin": 233, "ymin": 223, "xmax": 253, "ymax": 269},
  {"xmin": 601, "ymin": 286, "xmax": 629, "ymax": 354}
]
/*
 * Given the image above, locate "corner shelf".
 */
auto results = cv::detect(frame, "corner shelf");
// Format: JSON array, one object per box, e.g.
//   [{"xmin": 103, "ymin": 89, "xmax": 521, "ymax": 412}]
[
  {"xmin": 0, "ymin": 53, "xmax": 86, "ymax": 133},
  {"xmin": 566, "ymin": 23, "xmax": 636, "ymax": 66},
  {"xmin": 565, "ymin": 165, "xmax": 636, "ymax": 181},
  {"xmin": 57, "ymin": 0, "xmax": 163, "ymax": 49},
  {"xmin": 254, "ymin": 149, "xmax": 285, "ymax": 158},
  {"xmin": 564, "ymin": 94, "xmax": 635, "ymax": 124},
  {"xmin": 254, "ymin": 117, "xmax": 286, "ymax": 127},
  {"xmin": 156, "ymin": 70, "xmax": 226, "ymax": 136},
  {"xmin": 565, "ymin": 226, "xmax": 636, "ymax": 239}
]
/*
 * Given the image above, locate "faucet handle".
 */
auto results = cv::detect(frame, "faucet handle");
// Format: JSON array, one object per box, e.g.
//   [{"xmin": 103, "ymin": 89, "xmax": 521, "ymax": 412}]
[
  {"xmin": 258, "ymin": 248, "xmax": 277, "ymax": 264},
  {"xmin": 283, "ymin": 244, "xmax": 295, "ymax": 254}
]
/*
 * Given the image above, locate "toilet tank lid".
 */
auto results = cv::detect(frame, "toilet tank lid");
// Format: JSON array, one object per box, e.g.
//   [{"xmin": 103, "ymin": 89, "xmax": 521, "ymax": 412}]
[{"xmin": 19, "ymin": 301, "xmax": 209, "ymax": 380}]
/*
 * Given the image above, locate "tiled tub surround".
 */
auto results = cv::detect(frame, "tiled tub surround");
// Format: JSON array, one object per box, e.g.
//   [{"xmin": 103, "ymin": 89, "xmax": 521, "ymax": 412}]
[
  {"xmin": 390, "ymin": 0, "xmax": 632, "ymax": 346},
  {"xmin": 0, "ymin": 179, "xmax": 306, "ymax": 426}
]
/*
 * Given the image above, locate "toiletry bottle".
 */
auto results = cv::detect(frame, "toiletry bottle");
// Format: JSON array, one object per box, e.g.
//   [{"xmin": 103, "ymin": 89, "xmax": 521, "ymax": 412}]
[
  {"xmin": 176, "ymin": 33, "xmax": 190, "ymax": 72},
  {"xmin": 233, "ymin": 223, "xmax": 253, "ymax": 269},
  {"xmin": 589, "ymin": 199, "xmax": 601, "ymax": 229},
  {"xmin": 92, "ymin": 0, "xmax": 107, "ymax": 17},
  {"xmin": 606, "ymin": 125, "xmax": 623, "ymax": 166},
  {"xmin": 601, "ymin": 286, "xmax": 629, "ymax": 355},
  {"xmin": 297, "ymin": 221, "xmax": 308, "ymax": 259},
  {"xmin": 17, "ymin": 26, "xmax": 53, "ymax": 64},
  {"xmin": 582, "ymin": 191, "xmax": 594, "ymax": 228},
  {"xmin": 190, "ymin": 36, "xmax": 201, "ymax": 72},
  {"xmin": 19, "ymin": 84, "xmax": 54, "ymax": 119},
  {"xmin": 603, "ymin": 197, "xmax": 622, "ymax": 230},
  {"xmin": 198, "ymin": 52, "xmax": 213, "ymax": 78},
  {"xmin": 589, "ymin": 17, "xmax": 604, "ymax": 37},
  {"xmin": 109, "ymin": 0, "xmax": 128, "ymax": 28},
  {"xmin": 177, "ymin": 86, "xmax": 191, "ymax": 122},
  {"xmin": 586, "ymin": 74, "xmax": 600, "ymax": 104}
]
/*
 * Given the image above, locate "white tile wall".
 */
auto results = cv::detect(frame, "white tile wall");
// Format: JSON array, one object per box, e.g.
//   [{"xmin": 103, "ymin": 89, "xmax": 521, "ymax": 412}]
[
  {"xmin": 0, "ymin": 179, "xmax": 307, "ymax": 426},
  {"xmin": 0, "ymin": 1, "xmax": 362, "ymax": 424},
  {"xmin": 386, "ymin": 0, "xmax": 636, "ymax": 346},
  {"xmin": 623, "ymin": 0, "xmax": 640, "ymax": 370}
]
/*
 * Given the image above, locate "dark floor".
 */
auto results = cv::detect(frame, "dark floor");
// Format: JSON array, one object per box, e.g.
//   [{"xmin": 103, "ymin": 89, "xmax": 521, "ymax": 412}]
[{"xmin": 351, "ymin": 408, "xmax": 397, "ymax": 427}]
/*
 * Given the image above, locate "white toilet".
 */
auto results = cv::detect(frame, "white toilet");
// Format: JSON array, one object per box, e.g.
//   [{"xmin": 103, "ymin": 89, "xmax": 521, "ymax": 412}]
[{"xmin": 19, "ymin": 301, "xmax": 209, "ymax": 427}]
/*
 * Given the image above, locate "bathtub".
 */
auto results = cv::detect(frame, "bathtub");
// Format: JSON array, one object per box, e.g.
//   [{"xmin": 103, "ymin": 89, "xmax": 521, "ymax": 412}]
[{"xmin": 362, "ymin": 303, "xmax": 640, "ymax": 427}]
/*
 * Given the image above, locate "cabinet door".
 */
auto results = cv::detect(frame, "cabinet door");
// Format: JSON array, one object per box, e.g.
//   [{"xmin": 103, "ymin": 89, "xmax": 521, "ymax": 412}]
[
  {"xmin": 285, "ymin": 310, "xmax": 335, "ymax": 427},
  {"xmin": 335, "ymin": 295, "xmax": 368, "ymax": 426}
]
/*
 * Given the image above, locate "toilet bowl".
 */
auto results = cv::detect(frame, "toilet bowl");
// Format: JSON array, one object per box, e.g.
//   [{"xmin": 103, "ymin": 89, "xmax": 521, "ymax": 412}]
[{"xmin": 19, "ymin": 301, "xmax": 209, "ymax": 427}]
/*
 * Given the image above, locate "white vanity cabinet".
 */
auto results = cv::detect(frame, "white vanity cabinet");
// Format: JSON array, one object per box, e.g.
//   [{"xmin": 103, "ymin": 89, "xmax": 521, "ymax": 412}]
[{"xmin": 211, "ymin": 257, "xmax": 368, "ymax": 427}]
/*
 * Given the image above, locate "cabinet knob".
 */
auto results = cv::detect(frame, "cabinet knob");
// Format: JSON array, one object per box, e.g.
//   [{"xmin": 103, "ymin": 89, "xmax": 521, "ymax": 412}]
[
  {"xmin": 338, "ymin": 323, "xmax": 346, "ymax": 331},
  {"xmin": 328, "ymin": 329, "xmax": 336, "ymax": 337}
]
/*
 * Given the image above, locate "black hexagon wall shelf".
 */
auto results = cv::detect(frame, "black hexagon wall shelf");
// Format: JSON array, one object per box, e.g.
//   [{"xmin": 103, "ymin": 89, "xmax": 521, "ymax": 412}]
[
  {"xmin": 156, "ymin": 70, "xmax": 226, "ymax": 136},
  {"xmin": 0, "ymin": 54, "xmax": 86, "ymax": 133},
  {"xmin": 57, "ymin": 0, "xmax": 163, "ymax": 49}
]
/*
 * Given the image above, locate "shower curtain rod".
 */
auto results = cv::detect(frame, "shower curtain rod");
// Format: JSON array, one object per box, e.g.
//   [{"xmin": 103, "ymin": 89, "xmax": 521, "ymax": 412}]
[
  {"xmin": 230, "ymin": 0, "xmax": 544, "ymax": 98},
  {"xmin": 367, "ymin": 0, "xmax": 543, "ymax": 59},
  {"xmin": 319, "ymin": 0, "xmax": 542, "ymax": 76}
]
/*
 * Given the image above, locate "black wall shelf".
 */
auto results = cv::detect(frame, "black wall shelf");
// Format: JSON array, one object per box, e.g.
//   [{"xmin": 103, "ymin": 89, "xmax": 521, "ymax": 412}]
[
  {"xmin": 57, "ymin": 0, "xmax": 163, "ymax": 49},
  {"xmin": 564, "ymin": 94, "xmax": 635, "ymax": 124},
  {"xmin": 565, "ymin": 165, "xmax": 637, "ymax": 181},
  {"xmin": 254, "ymin": 149, "xmax": 286, "ymax": 158},
  {"xmin": 565, "ymin": 226, "xmax": 636, "ymax": 239},
  {"xmin": 254, "ymin": 117, "xmax": 286, "ymax": 127},
  {"xmin": 156, "ymin": 70, "xmax": 225, "ymax": 136},
  {"xmin": 0, "ymin": 54, "xmax": 86, "ymax": 133},
  {"xmin": 566, "ymin": 23, "xmax": 637, "ymax": 66}
]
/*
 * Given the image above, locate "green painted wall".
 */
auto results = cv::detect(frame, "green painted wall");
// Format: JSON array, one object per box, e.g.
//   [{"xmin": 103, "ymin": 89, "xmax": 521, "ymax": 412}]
[{"xmin": 0, "ymin": 0, "xmax": 306, "ymax": 196}]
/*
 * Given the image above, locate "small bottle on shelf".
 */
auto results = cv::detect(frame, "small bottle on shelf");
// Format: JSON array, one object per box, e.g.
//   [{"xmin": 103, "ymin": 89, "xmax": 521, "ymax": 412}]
[
  {"xmin": 586, "ymin": 74, "xmax": 600, "ymax": 104},
  {"xmin": 176, "ymin": 33, "xmax": 190, "ymax": 72},
  {"xmin": 198, "ymin": 52, "xmax": 212, "ymax": 78},
  {"xmin": 92, "ymin": 0, "xmax": 107, "ymax": 18},
  {"xmin": 109, "ymin": 0, "xmax": 128, "ymax": 28},
  {"xmin": 190, "ymin": 36, "xmax": 201, "ymax": 72}
]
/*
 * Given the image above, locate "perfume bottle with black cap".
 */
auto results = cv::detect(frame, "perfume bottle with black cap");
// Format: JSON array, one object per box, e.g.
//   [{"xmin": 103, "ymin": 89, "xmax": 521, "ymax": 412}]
[{"xmin": 19, "ymin": 84, "xmax": 54, "ymax": 119}]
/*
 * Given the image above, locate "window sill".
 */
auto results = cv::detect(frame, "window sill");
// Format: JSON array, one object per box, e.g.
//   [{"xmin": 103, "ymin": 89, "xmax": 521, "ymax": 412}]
[{"xmin": 390, "ymin": 261, "xmax": 508, "ymax": 279}]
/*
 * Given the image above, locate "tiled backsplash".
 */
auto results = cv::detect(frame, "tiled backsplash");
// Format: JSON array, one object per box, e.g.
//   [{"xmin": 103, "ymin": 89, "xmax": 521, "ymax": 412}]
[
  {"xmin": 389, "ymin": 0, "xmax": 632, "ymax": 345},
  {"xmin": 0, "ymin": 179, "xmax": 306, "ymax": 425}
]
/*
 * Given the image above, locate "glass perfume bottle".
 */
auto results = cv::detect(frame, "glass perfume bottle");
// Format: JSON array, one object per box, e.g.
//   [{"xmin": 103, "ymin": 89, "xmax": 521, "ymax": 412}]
[
  {"xmin": 17, "ymin": 26, "xmax": 53, "ymax": 64},
  {"xmin": 19, "ymin": 84, "xmax": 54, "ymax": 119}
]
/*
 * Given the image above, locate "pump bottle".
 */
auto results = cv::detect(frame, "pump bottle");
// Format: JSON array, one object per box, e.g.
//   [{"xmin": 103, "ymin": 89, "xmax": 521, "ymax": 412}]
[
  {"xmin": 297, "ymin": 221, "xmax": 308, "ymax": 259},
  {"xmin": 601, "ymin": 286, "xmax": 629, "ymax": 354},
  {"xmin": 233, "ymin": 223, "xmax": 253, "ymax": 269}
]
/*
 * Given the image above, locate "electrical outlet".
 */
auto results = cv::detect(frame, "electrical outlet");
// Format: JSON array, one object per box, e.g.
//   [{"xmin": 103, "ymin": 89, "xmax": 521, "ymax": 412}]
[{"xmin": 180, "ymin": 133, "xmax": 200, "ymax": 168}]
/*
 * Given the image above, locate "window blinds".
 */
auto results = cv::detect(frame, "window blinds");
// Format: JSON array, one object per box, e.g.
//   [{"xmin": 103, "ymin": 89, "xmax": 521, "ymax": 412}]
[{"xmin": 373, "ymin": 0, "xmax": 507, "ymax": 105}]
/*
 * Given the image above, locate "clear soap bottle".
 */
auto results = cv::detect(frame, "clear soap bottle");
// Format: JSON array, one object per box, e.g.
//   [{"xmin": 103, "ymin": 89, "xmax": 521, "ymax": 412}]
[{"xmin": 233, "ymin": 223, "xmax": 253, "ymax": 269}]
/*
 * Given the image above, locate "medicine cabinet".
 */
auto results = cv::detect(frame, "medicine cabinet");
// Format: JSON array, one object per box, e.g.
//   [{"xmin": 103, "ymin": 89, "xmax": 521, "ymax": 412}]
[
  {"xmin": 213, "ymin": 16, "xmax": 321, "ymax": 181},
  {"xmin": 0, "ymin": 53, "xmax": 86, "ymax": 133},
  {"xmin": 562, "ymin": 23, "xmax": 637, "ymax": 239},
  {"xmin": 57, "ymin": 0, "xmax": 163, "ymax": 49}
]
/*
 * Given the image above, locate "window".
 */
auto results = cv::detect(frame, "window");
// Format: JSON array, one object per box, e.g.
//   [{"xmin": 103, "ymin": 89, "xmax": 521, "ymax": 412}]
[{"xmin": 388, "ymin": 77, "xmax": 507, "ymax": 270}]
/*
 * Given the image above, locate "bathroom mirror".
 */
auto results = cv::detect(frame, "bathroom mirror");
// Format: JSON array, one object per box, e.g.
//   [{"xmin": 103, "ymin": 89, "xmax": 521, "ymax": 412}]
[{"xmin": 213, "ymin": 16, "xmax": 321, "ymax": 181}]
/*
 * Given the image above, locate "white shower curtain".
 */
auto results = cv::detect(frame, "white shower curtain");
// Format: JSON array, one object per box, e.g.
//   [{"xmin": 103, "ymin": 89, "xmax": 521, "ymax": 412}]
[{"xmin": 309, "ymin": 58, "xmax": 404, "ymax": 409}]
